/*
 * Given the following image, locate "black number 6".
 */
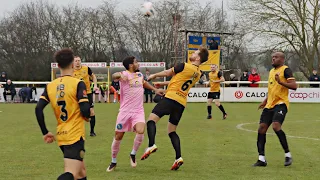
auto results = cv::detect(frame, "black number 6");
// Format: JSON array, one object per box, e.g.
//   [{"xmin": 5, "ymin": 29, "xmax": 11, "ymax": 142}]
[
  {"xmin": 181, "ymin": 80, "xmax": 193, "ymax": 91},
  {"xmin": 58, "ymin": 101, "xmax": 68, "ymax": 122}
]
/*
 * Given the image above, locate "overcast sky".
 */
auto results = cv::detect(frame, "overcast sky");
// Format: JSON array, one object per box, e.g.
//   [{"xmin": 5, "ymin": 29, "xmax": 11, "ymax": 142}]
[{"xmin": 0, "ymin": 0, "xmax": 231, "ymax": 17}]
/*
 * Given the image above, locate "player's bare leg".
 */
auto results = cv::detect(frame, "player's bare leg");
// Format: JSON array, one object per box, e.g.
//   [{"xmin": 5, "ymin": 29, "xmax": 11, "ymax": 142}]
[
  {"xmin": 63, "ymin": 158, "xmax": 85, "ymax": 179},
  {"xmin": 78, "ymin": 161, "xmax": 87, "ymax": 179},
  {"xmin": 130, "ymin": 122, "xmax": 145, "ymax": 167},
  {"xmin": 168, "ymin": 122, "xmax": 183, "ymax": 170},
  {"xmin": 253, "ymin": 123, "xmax": 269, "ymax": 167},
  {"xmin": 107, "ymin": 132, "xmax": 125, "ymax": 172},
  {"xmin": 207, "ymin": 99, "xmax": 213, "ymax": 119},
  {"xmin": 141, "ymin": 113, "xmax": 160, "ymax": 160},
  {"xmin": 90, "ymin": 108, "xmax": 96, "ymax": 136},
  {"xmin": 272, "ymin": 122, "xmax": 292, "ymax": 166},
  {"xmin": 215, "ymin": 100, "xmax": 227, "ymax": 120}
]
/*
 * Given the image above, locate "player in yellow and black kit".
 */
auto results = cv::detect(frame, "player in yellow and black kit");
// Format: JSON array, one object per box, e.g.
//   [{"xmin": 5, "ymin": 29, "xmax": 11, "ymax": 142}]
[
  {"xmin": 35, "ymin": 49, "xmax": 91, "ymax": 180},
  {"xmin": 73, "ymin": 56, "xmax": 98, "ymax": 137},
  {"xmin": 206, "ymin": 64, "xmax": 227, "ymax": 120},
  {"xmin": 140, "ymin": 47, "xmax": 209, "ymax": 170},
  {"xmin": 253, "ymin": 51, "xmax": 297, "ymax": 167}
]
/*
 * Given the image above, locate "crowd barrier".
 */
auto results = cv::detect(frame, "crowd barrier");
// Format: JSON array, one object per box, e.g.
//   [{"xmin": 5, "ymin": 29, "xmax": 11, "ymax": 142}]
[{"xmin": 0, "ymin": 81, "xmax": 320, "ymax": 103}]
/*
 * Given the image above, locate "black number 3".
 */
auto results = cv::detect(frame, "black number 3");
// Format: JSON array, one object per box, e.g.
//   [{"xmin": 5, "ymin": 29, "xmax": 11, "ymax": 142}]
[
  {"xmin": 58, "ymin": 101, "xmax": 68, "ymax": 122},
  {"xmin": 181, "ymin": 80, "xmax": 193, "ymax": 91}
]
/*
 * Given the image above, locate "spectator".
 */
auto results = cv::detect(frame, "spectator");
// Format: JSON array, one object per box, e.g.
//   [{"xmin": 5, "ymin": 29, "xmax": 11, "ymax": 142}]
[
  {"xmin": 229, "ymin": 74, "xmax": 238, "ymax": 87},
  {"xmin": 110, "ymin": 79, "xmax": 120, "ymax": 103},
  {"xmin": 0, "ymin": 72, "xmax": 7, "ymax": 82},
  {"xmin": 0, "ymin": 72, "xmax": 7, "ymax": 88},
  {"xmin": 309, "ymin": 70, "xmax": 320, "ymax": 88},
  {"xmin": 198, "ymin": 72, "xmax": 207, "ymax": 85},
  {"xmin": 240, "ymin": 70, "xmax": 250, "ymax": 87},
  {"xmin": 18, "ymin": 86, "xmax": 37, "ymax": 103},
  {"xmin": 208, "ymin": 39, "xmax": 219, "ymax": 50},
  {"xmin": 248, "ymin": 68, "xmax": 261, "ymax": 87},
  {"xmin": 144, "ymin": 69, "xmax": 153, "ymax": 103},
  {"xmin": 3, "ymin": 79, "xmax": 16, "ymax": 102}
]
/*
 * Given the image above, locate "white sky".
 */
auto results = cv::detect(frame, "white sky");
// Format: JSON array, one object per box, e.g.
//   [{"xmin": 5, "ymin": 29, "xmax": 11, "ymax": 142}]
[{"xmin": 0, "ymin": 0, "xmax": 233, "ymax": 18}]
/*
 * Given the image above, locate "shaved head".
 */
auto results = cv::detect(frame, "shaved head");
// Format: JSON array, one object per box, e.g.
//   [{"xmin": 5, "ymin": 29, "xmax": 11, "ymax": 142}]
[{"xmin": 272, "ymin": 51, "xmax": 285, "ymax": 67}]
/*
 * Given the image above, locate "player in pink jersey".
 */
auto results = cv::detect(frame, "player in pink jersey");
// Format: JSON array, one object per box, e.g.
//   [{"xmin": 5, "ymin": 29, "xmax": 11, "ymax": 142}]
[{"xmin": 106, "ymin": 56, "xmax": 165, "ymax": 172}]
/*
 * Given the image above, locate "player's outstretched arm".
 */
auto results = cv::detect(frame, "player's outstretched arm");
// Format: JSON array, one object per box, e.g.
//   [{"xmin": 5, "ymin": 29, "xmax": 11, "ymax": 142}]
[
  {"xmin": 148, "ymin": 69, "xmax": 174, "ymax": 80},
  {"xmin": 77, "ymin": 81, "xmax": 91, "ymax": 120},
  {"xmin": 112, "ymin": 72, "xmax": 128, "ymax": 81},
  {"xmin": 153, "ymin": 81, "xmax": 170, "ymax": 87},
  {"xmin": 143, "ymin": 81, "xmax": 166, "ymax": 96},
  {"xmin": 148, "ymin": 63, "xmax": 185, "ymax": 81}
]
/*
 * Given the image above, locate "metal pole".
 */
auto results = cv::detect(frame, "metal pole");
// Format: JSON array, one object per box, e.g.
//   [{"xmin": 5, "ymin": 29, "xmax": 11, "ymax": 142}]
[
  {"xmin": 185, "ymin": 31, "xmax": 188, "ymax": 62},
  {"xmin": 221, "ymin": 0, "xmax": 224, "ymax": 72}
]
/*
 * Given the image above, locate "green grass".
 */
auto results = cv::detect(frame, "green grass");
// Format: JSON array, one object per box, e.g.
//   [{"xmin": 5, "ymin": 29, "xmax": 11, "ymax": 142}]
[{"xmin": 0, "ymin": 103, "xmax": 319, "ymax": 180}]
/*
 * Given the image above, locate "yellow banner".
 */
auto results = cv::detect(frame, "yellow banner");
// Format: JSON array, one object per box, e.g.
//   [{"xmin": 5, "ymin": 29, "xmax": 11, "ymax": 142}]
[{"xmin": 187, "ymin": 50, "xmax": 220, "ymax": 71}]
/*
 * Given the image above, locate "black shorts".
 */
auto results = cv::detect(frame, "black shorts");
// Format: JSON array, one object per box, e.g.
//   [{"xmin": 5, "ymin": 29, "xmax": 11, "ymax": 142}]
[
  {"xmin": 153, "ymin": 94, "xmax": 164, "ymax": 103},
  {"xmin": 208, "ymin": 92, "xmax": 220, "ymax": 99},
  {"xmin": 151, "ymin": 97, "xmax": 185, "ymax": 125},
  {"xmin": 87, "ymin": 93, "xmax": 94, "ymax": 108},
  {"xmin": 60, "ymin": 137, "xmax": 85, "ymax": 161},
  {"xmin": 260, "ymin": 104, "xmax": 288, "ymax": 126}
]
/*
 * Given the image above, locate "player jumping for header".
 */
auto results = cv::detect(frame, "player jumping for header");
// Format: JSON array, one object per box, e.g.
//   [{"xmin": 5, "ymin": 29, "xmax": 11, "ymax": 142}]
[{"xmin": 141, "ymin": 47, "xmax": 209, "ymax": 170}]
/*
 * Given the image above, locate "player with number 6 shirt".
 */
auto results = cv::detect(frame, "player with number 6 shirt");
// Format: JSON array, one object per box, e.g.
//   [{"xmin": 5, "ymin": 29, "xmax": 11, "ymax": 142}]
[{"xmin": 140, "ymin": 47, "xmax": 209, "ymax": 170}]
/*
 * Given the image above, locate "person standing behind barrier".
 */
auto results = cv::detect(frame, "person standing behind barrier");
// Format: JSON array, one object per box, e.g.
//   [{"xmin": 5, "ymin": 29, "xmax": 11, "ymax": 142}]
[
  {"xmin": 110, "ymin": 79, "xmax": 120, "ymax": 103},
  {"xmin": 248, "ymin": 68, "xmax": 261, "ymax": 87},
  {"xmin": 229, "ymin": 74, "xmax": 238, "ymax": 87},
  {"xmin": 99, "ymin": 82, "xmax": 109, "ymax": 103},
  {"xmin": 144, "ymin": 69, "xmax": 153, "ymax": 103},
  {"xmin": 0, "ymin": 72, "xmax": 8, "ymax": 88},
  {"xmin": 309, "ymin": 70, "xmax": 320, "ymax": 88},
  {"xmin": 3, "ymin": 79, "xmax": 16, "ymax": 103},
  {"xmin": 240, "ymin": 70, "xmax": 250, "ymax": 87}
]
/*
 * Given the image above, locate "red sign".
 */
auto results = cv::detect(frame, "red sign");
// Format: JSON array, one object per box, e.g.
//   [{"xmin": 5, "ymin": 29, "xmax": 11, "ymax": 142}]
[{"xmin": 234, "ymin": 91, "xmax": 244, "ymax": 99}]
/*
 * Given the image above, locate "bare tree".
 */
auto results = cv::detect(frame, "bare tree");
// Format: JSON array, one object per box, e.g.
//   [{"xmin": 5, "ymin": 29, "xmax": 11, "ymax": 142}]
[
  {"xmin": 0, "ymin": 1, "xmax": 55, "ymax": 80},
  {"xmin": 232, "ymin": 0, "xmax": 320, "ymax": 78},
  {"xmin": 0, "ymin": 0, "xmax": 247, "ymax": 80}
]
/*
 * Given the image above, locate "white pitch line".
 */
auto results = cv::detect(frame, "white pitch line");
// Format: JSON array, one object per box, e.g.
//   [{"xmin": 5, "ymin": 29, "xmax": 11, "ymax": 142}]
[{"xmin": 236, "ymin": 121, "xmax": 320, "ymax": 141}]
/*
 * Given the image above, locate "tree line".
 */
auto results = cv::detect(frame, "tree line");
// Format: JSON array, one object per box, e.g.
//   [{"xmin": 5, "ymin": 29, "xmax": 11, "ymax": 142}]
[{"xmin": 0, "ymin": 0, "xmax": 318, "ymax": 81}]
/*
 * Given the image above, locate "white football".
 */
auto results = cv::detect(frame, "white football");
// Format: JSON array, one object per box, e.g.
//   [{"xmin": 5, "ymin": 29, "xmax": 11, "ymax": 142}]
[{"xmin": 141, "ymin": 2, "xmax": 154, "ymax": 17}]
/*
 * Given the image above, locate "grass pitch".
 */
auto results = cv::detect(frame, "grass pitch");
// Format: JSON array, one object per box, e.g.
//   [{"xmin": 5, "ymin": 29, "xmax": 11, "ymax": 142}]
[{"xmin": 0, "ymin": 103, "xmax": 319, "ymax": 180}]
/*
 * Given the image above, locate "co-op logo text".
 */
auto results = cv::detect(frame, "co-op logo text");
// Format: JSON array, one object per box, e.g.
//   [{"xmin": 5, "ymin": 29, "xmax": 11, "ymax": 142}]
[
  {"xmin": 289, "ymin": 91, "xmax": 320, "ymax": 100},
  {"xmin": 234, "ymin": 91, "xmax": 267, "ymax": 99}
]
